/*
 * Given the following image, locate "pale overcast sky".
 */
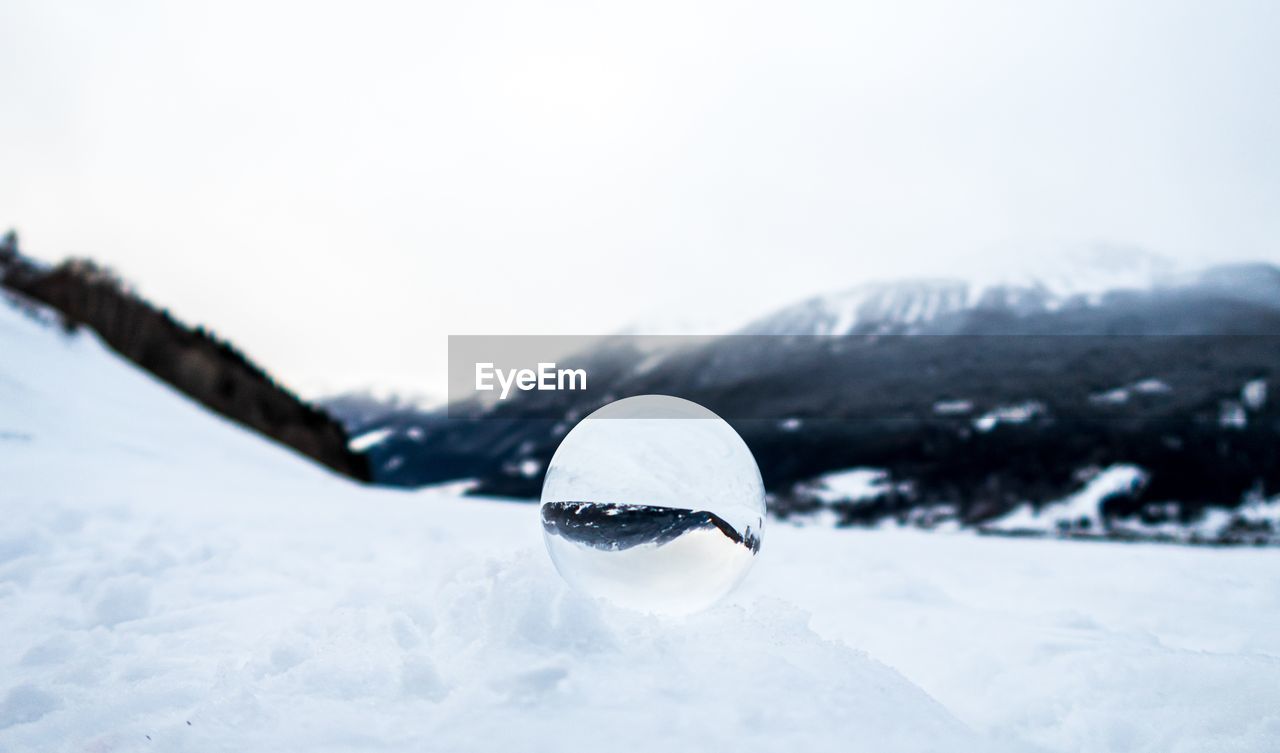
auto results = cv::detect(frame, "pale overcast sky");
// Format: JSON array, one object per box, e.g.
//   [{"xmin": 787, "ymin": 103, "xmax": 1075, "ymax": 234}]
[{"xmin": 2, "ymin": 0, "xmax": 1278, "ymax": 396}]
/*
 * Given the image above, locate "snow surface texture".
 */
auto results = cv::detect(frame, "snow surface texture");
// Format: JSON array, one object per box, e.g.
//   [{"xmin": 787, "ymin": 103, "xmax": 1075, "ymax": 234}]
[{"xmin": 3, "ymin": 295, "xmax": 1280, "ymax": 752}]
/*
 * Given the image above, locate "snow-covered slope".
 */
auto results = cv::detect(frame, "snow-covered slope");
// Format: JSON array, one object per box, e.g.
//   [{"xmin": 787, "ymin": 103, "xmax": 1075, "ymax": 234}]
[
  {"xmin": 742, "ymin": 278, "xmax": 977, "ymax": 336},
  {"xmin": 3, "ymin": 291, "xmax": 1279, "ymax": 752}
]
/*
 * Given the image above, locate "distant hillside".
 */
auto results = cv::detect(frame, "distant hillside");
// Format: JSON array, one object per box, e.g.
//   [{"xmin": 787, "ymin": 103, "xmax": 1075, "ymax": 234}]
[
  {"xmin": 329, "ymin": 257, "xmax": 1280, "ymax": 544},
  {"xmin": 0, "ymin": 231, "xmax": 370, "ymax": 482}
]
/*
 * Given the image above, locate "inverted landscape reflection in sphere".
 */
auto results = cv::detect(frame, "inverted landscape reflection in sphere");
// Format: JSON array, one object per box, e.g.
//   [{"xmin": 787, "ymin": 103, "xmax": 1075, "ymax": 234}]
[{"xmin": 540, "ymin": 395, "xmax": 765, "ymax": 614}]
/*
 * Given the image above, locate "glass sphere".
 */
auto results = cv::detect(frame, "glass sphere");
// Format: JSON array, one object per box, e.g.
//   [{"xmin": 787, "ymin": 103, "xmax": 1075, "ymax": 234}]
[{"xmin": 540, "ymin": 395, "xmax": 765, "ymax": 614}]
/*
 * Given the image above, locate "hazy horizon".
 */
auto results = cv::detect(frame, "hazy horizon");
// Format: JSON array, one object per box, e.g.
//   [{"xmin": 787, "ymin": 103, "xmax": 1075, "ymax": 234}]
[{"xmin": 4, "ymin": 0, "xmax": 1278, "ymax": 397}]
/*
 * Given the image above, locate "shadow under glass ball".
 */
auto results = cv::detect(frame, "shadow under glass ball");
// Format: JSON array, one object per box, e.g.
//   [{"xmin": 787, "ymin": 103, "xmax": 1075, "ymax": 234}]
[{"xmin": 539, "ymin": 395, "xmax": 765, "ymax": 614}]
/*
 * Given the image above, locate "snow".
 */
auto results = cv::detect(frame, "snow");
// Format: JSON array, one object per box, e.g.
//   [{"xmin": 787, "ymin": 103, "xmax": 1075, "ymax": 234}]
[
  {"xmin": 993, "ymin": 244, "xmax": 1178, "ymax": 301},
  {"xmin": 324, "ymin": 385, "xmax": 442, "ymax": 412},
  {"xmin": 973, "ymin": 402, "xmax": 1045, "ymax": 433},
  {"xmin": 1132, "ymin": 378, "xmax": 1172, "ymax": 395},
  {"xmin": 987, "ymin": 465, "xmax": 1148, "ymax": 533},
  {"xmin": 1220, "ymin": 401, "xmax": 1248, "ymax": 429},
  {"xmin": 421, "ymin": 478, "xmax": 480, "ymax": 497},
  {"xmin": 987, "ymin": 460, "xmax": 1280, "ymax": 545},
  {"xmin": 0, "ymin": 684, "xmax": 60, "ymax": 730},
  {"xmin": 747, "ymin": 279, "xmax": 973, "ymax": 336},
  {"xmin": 1243, "ymin": 379, "xmax": 1267, "ymax": 410},
  {"xmin": 1235, "ymin": 496, "xmax": 1280, "ymax": 528},
  {"xmin": 348, "ymin": 427, "xmax": 394, "ymax": 451},
  {"xmin": 4, "ymin": 294, "xmax": 1280, "ymax": 752},
  {"xmin": 1090, "ymin": 378, "xmax": 1176, "ymax": 407},
  {"xmin": 803, "ymin": 468, "xmax": 896, "ymax": 505},
  {"xmin": 1091, "ymin": 378, "xmax": 1176, "ymax": 406},
  {"xmin": 932, "ymin": 399, "xmax": 973, "ymax": 415},
  {"xmin": 1089, "ymin": 387, "xmax": 1130, "ymax": 405}
]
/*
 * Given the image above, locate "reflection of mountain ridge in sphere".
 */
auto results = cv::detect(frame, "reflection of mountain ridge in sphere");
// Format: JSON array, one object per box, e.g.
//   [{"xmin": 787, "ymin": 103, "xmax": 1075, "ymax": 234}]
[
  {"xmin": 541, "ymin": 501, "xmax": 762, "ymax": 553},
  {"xmin": 540, "ymin": 395, "xmax": 765, "ymax": 614}
]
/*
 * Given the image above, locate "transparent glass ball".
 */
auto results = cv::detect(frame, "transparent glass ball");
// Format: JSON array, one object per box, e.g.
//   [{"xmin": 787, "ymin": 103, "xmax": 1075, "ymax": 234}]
[{"xmin": 540, "ymin": 395, "xmax": 765, "ymax": 614}]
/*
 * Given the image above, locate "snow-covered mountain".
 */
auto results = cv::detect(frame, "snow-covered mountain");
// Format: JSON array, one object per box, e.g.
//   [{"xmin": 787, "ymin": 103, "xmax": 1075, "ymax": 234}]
[
  {"xmin": 740, "ymin": 248, "xmax": 1208, "ymax": 337},
  {"xmin": 741, "ymin": 278, "xmax": 978, "ymax": 336}
]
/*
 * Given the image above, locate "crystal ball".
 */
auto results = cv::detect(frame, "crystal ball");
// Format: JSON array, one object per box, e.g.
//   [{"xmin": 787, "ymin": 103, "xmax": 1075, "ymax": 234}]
[{"xmin": 540, "ymin": 395, "xmax": 765, "ymax": 614}]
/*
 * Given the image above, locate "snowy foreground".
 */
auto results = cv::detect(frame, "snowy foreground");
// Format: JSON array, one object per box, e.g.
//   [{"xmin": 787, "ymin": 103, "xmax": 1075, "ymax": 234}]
[{"xmin": 3, "ymin": 299, "xmax": 1280, "ymax": 752}]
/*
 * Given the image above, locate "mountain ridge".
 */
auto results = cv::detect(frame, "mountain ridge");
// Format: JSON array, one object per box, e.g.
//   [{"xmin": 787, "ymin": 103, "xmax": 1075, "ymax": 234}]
[{"xmin": 0, "ymin": 231, "xmax": 370, "ymax": 482}]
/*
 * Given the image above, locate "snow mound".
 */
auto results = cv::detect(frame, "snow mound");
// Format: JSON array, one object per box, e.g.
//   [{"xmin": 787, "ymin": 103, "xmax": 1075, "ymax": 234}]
[{"xmin": 0, "ymin": 489, "xmax": 984, "ymax": 752}]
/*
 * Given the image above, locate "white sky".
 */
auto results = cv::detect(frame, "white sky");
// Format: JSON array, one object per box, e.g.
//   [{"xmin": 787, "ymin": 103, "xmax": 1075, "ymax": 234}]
[{"xmin": 2, "ymin": 0, "xmax": 1278, "ymax": 397}]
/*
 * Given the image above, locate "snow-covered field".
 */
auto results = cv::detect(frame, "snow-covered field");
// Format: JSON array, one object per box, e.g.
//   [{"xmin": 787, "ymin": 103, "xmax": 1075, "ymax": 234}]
[{"xmin": 2, "ymin": 295, "xmax": 1279, "ymax": 752}]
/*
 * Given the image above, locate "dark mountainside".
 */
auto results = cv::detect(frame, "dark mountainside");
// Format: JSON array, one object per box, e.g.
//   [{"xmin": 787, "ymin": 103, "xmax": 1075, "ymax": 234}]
[
  {"xmin": 0, "ymin": 232, "xmax": 370, "ymax": 482},
  {"xmin": 326, "ymin": 266, "xmax": 1280, "ymax": 542}
]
